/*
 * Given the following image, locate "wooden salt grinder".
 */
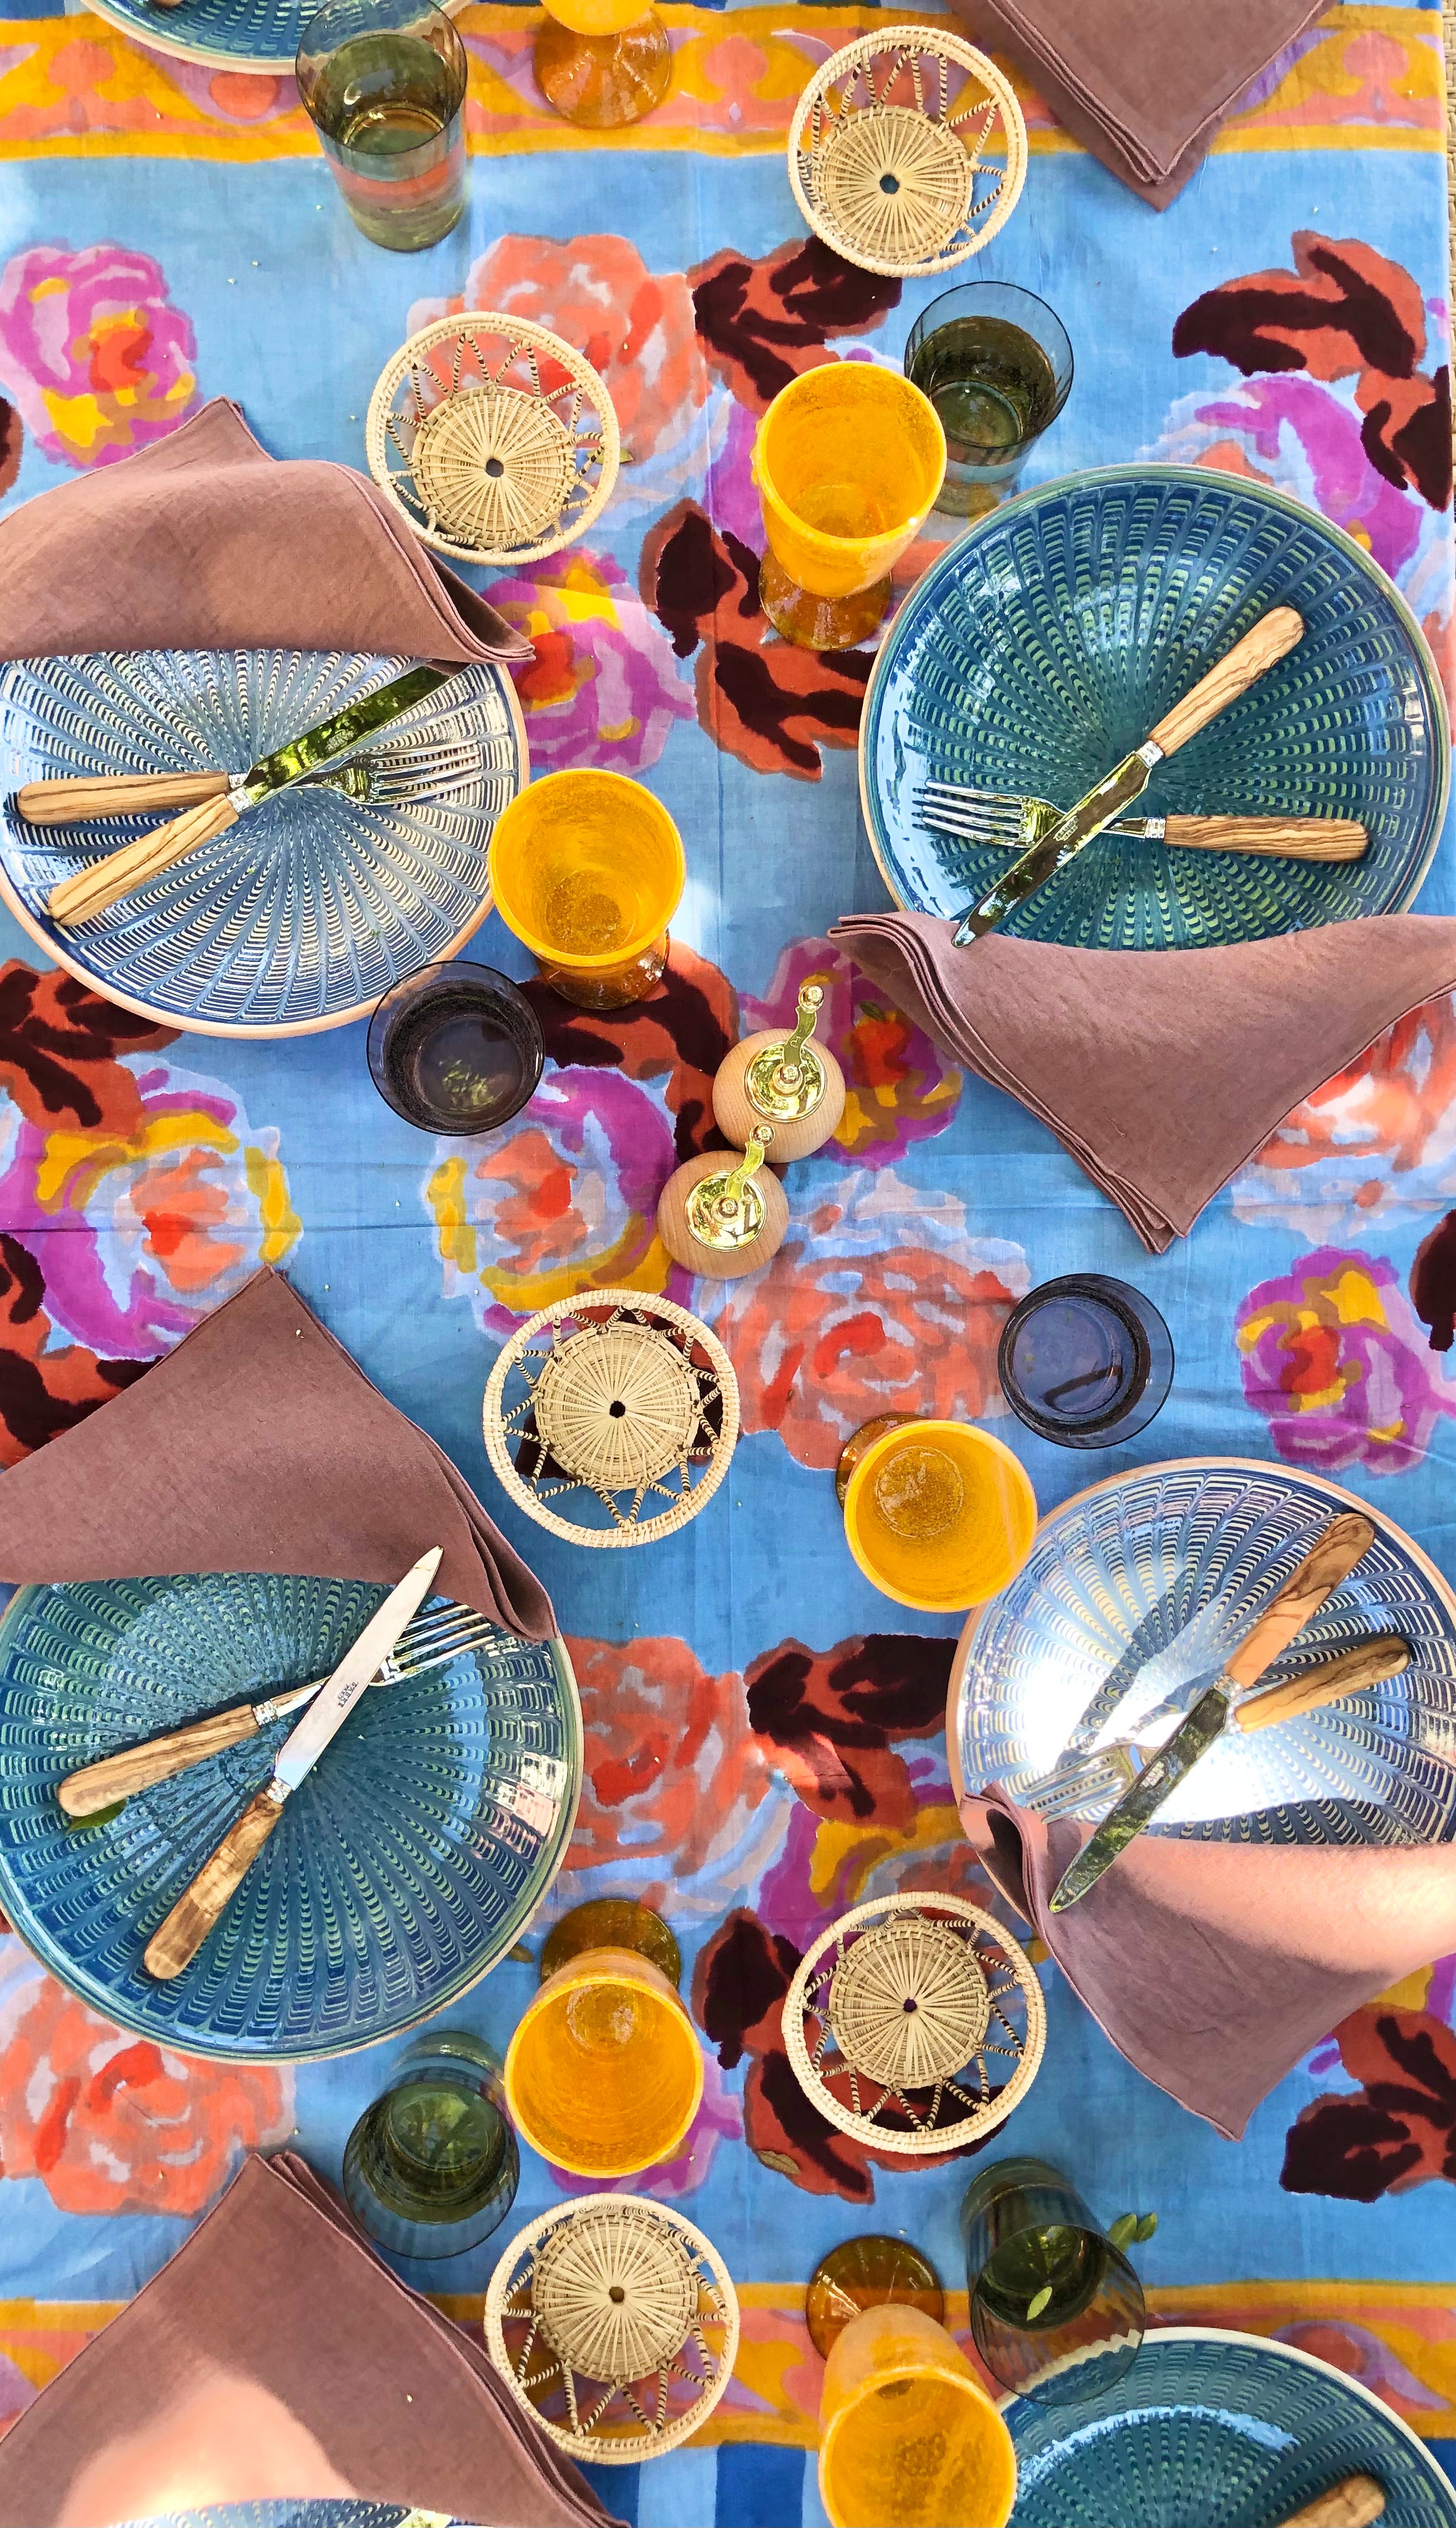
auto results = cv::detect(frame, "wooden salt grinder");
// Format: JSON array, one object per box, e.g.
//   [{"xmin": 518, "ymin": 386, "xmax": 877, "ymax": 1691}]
[
  {"xmin": 712, "ymin": 983, "xmax": 847, "ymax": 1161},
  {"xmin": 657, "ymin": 1124, "xmax": 788, "ymax": 1277}
]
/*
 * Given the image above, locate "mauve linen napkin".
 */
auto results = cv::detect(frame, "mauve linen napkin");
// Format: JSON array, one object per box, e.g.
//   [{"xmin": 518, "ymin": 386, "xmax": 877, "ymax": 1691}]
[
  {"xmin": 0, "ymin": 397, "xmax": 529, "ymax": 665},
  {"xmin": 961, "ymin": 1786, "xmax": 1456, "ymax": 2139},
  {"xmin": 950, "ymin": 0, "xmax": 1329, "ymax": 207},
  {"xmin": 0, "ymin": 2151, "xmax": 623, "ymax": 2528},
  {"xmin": 828, "ymin": 913, "xmax": 1456, "ymax": 1253},
  {"xmin": 0, "ymin": 1267, "xmax": 553, "ymax": 1642}
]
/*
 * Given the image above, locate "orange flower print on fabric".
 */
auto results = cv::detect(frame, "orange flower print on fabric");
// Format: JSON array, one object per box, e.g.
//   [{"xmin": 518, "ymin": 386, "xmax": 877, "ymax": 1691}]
[
  {"xmin": 561, "ymin": 1633, "xmax": 783, "ymax": 1913},
  {"xmin": 0, "ymin": 243, "xmax": 198, "ymax": 468},
  {"xmin": 738, "ymin": 937, "xmax": 960, "ymax": 1167},
  {"xmin": 0, "ymin": 1949, "xmax": 292, "ymax": 2217},
  {"xmin": 1235, "ymin": 993, "xmax": 1456, "ymax": 1238},
  {"xmin": 410, "ymin": 233, "xmax": 707, "ymax": 465},
  {"xmin": 706, "ymin": 1171, "xmax": 1028, "ymax": 1471}
]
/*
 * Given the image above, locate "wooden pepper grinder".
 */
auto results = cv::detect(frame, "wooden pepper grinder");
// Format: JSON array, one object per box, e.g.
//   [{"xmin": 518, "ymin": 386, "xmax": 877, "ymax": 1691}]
[
  {"xmin": 657, "ymin": 1123, "xmax": 788, "ymax": 1277},
  {"xmin": 712, "ymin": 982, "xmax": 847, "ymax": 1161}
]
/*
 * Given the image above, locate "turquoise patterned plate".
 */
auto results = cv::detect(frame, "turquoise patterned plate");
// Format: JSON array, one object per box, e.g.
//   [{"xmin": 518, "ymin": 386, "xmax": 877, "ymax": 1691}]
[
  {"xmin": 1008, "ymin": 2329, "xmax": 1456, "ymax": 2524},
  {"xmin": 860, "ymin": 467, "xmax": 1450, "ymax": 948},
  {"xmin": 0, "ymin": 1576, "xmax": 581, "ymax": 2063},
  {"xmin": 0, "ymin": 648, "xmax": 524, "ymax": 1038},
  {"xmin": 82, "ymin": 0, "xmax": 305, "ymax": 74},
  {"xmin": 949, "ymin": 1459, "xmax": 1456, "ymax": 1844}
]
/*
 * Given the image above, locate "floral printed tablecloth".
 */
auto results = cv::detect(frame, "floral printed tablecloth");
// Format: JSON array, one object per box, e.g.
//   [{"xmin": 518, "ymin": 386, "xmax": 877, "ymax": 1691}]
[{"xmin": 0, "ymin": 2, "xmax": 1453, "ymax": 2520}]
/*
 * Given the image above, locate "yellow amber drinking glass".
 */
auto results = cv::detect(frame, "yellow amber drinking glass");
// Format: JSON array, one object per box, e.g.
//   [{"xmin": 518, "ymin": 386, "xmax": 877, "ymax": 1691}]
[
  {"xmin": 534, "ymin": 0, "xmax": 671, "ymax": 129},
  {"xmin": 818, "ymin": 2303, "xmax": 1017, "ymax": 2528},
  {"xmin": 841, "ymin": 1417, "xmax": 1036, "ymax": 1613},
  {"xmin": 504, "ymin": 1946, "xmax": 705, "ymax": 2178},
  {"xmin": 489, "ymin": 768, "xmax": 685, "ymax": 1011},
  {"xmin": 752, "ymin": 366, "xmax": 946, "ymax": 651}
]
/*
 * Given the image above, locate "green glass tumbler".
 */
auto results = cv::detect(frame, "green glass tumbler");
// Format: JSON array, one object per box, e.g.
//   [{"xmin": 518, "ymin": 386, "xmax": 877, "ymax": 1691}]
[
  {"xmin": 343, "ymin": 2029, "xmax": 519, "ymax": 2258},
  {"xmin": 962, "ymin": 2155, "xmax": 1144, "ymax": 2408},
  {"xmin": 296, "ymin": 0, "xmax": 468, "ymax": 251}
]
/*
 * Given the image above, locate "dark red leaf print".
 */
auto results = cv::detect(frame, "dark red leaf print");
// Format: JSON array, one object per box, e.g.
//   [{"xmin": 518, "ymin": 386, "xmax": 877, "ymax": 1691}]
[
  {"xmin": 0, "ymin": 399, "xmax": 21, "ymax": 499},
  {"xmin": 746, "ymin": 1633, "xmax": 954, "ymax": 1829},
  {"xmin": 1173, "ymin": 232, "xmax": 1452, "ymax": 509},
  {"xmin": 1411, "ymin": 1212, "xmax": 1456, "ymax": 1351},
  {"xmin": 689, "ymin": 236, "xmax": 900, "ymax": 413},
  {"xmin": 523, "ymin": 938, "xmax": 738, "ymax": 1163},
  {"xmin": 640, "ymin": 501, "xmax": 870, "ymax": 782},
  {"xmin": 1281, "ymin": 2006, "xmax": 1456, "ymax": 2201}
]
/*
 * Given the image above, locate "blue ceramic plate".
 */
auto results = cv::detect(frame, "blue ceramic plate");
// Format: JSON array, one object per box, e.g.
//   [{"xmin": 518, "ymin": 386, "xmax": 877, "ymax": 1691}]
[
  {"xmin": 0, "ymin": 1575, "xmax": 581, "ymax": 2062},
  {"xmin": 950, "ymin": 1459, "xmax": 1456, "ymax": 1844},
  {"xmin": 84, "ymin": 0, "xmax": 304, "ymax": 73},
  {"xmin": 0, "ymin": 648, "xmax": 524, "ymax": 1038},
  {"xmin": 1008, "ymin": 2329, "xmax": 1456, "ymax": 2525},
  {"xmin": 860, "ymin": 467, "xmax": 1450, "ymax": 948}
]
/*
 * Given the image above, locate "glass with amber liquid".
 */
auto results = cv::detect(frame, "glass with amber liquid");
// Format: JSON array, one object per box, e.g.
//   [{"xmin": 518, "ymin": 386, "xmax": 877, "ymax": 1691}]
[
  {"xmin": 297, "ymin": 0, "xmax": 468, "ymax": 251},
  {"xmin": 488, "ymin": 768, "xmax": 685, "ymax": 1010},
  {"xmin": 535, "ymin": 0, "xmax": 671, "ymax": 127},
  {"xmin": 905, "ymin": 282, "xmax": 1073, "ymax": 515}
]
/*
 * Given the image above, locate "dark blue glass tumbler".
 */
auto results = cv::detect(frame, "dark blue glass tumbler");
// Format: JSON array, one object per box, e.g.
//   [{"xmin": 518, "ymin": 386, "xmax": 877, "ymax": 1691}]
[{"xmin": 998, "ymin": 1274, "xmax": 1173, "ymax": 1449}]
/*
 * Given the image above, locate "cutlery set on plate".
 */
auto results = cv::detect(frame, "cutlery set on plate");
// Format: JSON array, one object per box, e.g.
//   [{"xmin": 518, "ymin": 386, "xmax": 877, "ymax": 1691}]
[{"xmin": 915, "ymin": 606, "xmax": 1373, "ymax": 943}]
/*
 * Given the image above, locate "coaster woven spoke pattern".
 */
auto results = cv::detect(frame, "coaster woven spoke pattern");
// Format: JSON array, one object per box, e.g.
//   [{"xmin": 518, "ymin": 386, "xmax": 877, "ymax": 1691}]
[
  {"xmin": 789, "ymin": 28, "xmax": 1027, "ymax": 278},
  {"xmin": 485, "ymin": 2194, "xmax": 741, "ymax": 2462},
  {"xmin": 367, "ymin": 312, "xmax": 621, "ymax": 566},
  {"xmin": 782, "ymin": 1893, "xmax": 1046, "ymax": 2154},
  {"xmin": 483, "ymin": 1290, "xmax": 739, "ymax": 1547}
]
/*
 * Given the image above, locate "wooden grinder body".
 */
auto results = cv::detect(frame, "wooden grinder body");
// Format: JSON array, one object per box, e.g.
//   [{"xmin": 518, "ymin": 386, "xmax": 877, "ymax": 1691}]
[
  {"xmin": 657, "ymin": 1151, "xmax": 789, "ymax": 1278},
  {"xmin": 712, "ymin": 1029, "xmax": 846, "ymax": 1161}
]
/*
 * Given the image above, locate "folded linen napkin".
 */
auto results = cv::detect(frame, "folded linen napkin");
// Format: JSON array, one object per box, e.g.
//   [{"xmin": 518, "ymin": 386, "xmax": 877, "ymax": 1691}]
[
  {"xmin": 0, "ymin": 397, "xmax": 529, "ymax": 666},
  {"xmin": 951, "ymin": 0, "xmax": 1329, "ymax": 207},
  {"xmin": 0, "ymin": 2150, "xmax": 622, "ymax": 2528},
  {"xmin": 828, "ymin": 913, "xmax": 1456, "ymax": 1252},
  {"xmin": 0, "ymin": 1267, "xmax": 552, "ymax": 1642},
  {"xmin": 960, "ymin": 1785, "xmax": 1456, "ymax": 2139}
]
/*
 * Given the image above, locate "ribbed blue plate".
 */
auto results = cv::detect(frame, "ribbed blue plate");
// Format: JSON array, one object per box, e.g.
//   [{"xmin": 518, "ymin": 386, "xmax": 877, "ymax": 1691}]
[
  {"xmin": 860, "ymin": 467, "xmax": 1450, "ymax": 948},
  {"xmin": 0, "ymin": 1575, "xmax": 581, "ymax": 2062},
  {"xmin": 951, "ymin": 1459, "xmax": 1456, "ymax": 1844},
  {"xmin": 1008, "ymin": 2329, "xmax": 1456, "ymax": 2525},
  {"xmin": 83, "ymin": 0, "xmax": 305, "ymax": 74},
  {"xmin": 0, "ymin": 649, "xmax": 524, "ymax": 1037}
]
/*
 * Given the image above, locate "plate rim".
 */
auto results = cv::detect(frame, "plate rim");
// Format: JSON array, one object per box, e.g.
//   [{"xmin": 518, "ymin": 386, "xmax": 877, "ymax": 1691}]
[
  {"xmin": 946, "ymin": 1452, "xmax": 1456, "ymax": 1809},
  {"xmin": 858, "ymin": 460, "xmax": 1453, "ymax": 943},
  {"xmin": 79, "ymin": 0, "xmax": 297, "ymax": 75},
  {"xmin": 1001, "ymin": 2322, "xmax": 1456, "ymax": 2521},
  {"xmin": 0, "ymin": 1573, "xmax": 583, "ymax": 2065},
  {"xmin": 0, "ymin": 650, "xmax": 528, "ymax": 1040}
]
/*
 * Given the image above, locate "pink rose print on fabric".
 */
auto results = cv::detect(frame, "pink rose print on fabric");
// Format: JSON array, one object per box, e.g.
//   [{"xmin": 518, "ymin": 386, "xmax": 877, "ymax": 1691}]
[
  {"xmin": 1236, "ymin": 1246, "xmax": 1456, "ymax": 1474},
  {"xmin": 0, "ymin": 1947, "xmax": 292, "ymax": 2216},
  {"xmin": 0, "ymin": 243, "xmax": 198, "ymax": 468},
  {"xmin": 1235, "ymin": 993, "xmax": 1456, "ymax": 1239},
  {"xmin": 738, "ymin": 937, "xmax": 961, "ymax": 1168},
  {"xmin": 410, "ymin": 233, "xmax": 707, "ymax": 471},
  {"xmin": 705, "ymin": 1170, "xmax": 1028, "ymax": 1471},
  {"xmin": 490, "ymin": 550, "xmax": 694, "ymax": 774},
  {"xmin": 426, "ymin": 1066, "xmax": 678, "ymax": 1333},
  {"xmin": 560, "ymin": 1631, "xmax": 784, "ymax": 1915},
  {"xmin": 0, "ymin": 1050, "xmax": 300, "ymax": 1373}
]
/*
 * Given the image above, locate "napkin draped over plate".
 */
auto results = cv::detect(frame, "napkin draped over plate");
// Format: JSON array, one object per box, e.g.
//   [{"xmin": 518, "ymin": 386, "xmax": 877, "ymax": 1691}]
[
  {"xmin": 961, "ymin": 1785, "xmax": 1456, "ymax": 2138},
  {"xmin": 949, "ymin": 0, "xmax": 1329, "ymax": 206},
  {"xmin": 0, "ymin": 2151, "xmax": 622, "ymax": 2528},
  {"xmin": 0, "ymin": 1267, "xmax": 553, "ymax": 1642},
  {"xmin": 829, "ymin": 913, "xmax": 1456, "ymax": 1252},
  {"xmin": 0, "ymin": 397, "xmax": 529, "ymax": 666}
]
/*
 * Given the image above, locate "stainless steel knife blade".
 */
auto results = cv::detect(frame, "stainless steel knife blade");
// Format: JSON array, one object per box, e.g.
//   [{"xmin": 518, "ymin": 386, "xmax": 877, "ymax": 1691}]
[
  {"xmin": 235, "ymin": 665, "xmax": 460, "ymax": 808},
  {"xmin": 1048, "ymin": 1679, "xmax": 1232, "ymax": 1911},
  {"xmin": 952, "ymin": 743, "xmax": 1162, "ymax": 946},
  {"xmin": 272, "ymin": 1545, "xmax": 443, "ymax": 1792}
]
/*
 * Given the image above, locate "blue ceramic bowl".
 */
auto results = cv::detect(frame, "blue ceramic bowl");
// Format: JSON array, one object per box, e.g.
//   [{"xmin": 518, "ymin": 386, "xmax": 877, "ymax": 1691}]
[
  {"xmin": 0, "ymin": 1576, "xmax": 581, "ymax": 2061},
  {"xmin": 0, "ymin": 648, "xmax": 523, "ymax": 1037},
  {"xmin": 1008, "ymin": 2328, "xmax": 1456, "ymax": 2524},
  {"xmin": 951, "ymin": 1458, "xmax": 1456, "ymax": 1844},
  {"xmin": 860, "ymin": 466, "xmax": 1450, "ymax": 949}
]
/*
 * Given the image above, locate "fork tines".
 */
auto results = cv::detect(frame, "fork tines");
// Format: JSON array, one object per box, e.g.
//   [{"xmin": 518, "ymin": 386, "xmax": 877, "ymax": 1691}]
[
  {"xmin": 914, "ymin": 783, "xmax": 1026, "ymax": 840},
  {"xmin": 387, "ymin": 1604, "xmax": 497, "ymax": 1673}
]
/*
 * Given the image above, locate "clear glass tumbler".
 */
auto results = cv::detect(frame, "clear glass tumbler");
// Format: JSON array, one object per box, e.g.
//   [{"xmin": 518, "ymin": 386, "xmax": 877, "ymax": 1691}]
[
  {"xmin": 343, "ymin": 2029, "xmax": 519, "ymax": 2258},
  {"xmin": 962, "ymin": 2154, "xmax": 1145, "ymax": 2408},
  {"xmin": 297, "ymin": 0, "xmax": 468, "ymax": 252},
  {"xmin": 905, "ymin": 282, "xmax": 1073, "ymax": 516}
]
